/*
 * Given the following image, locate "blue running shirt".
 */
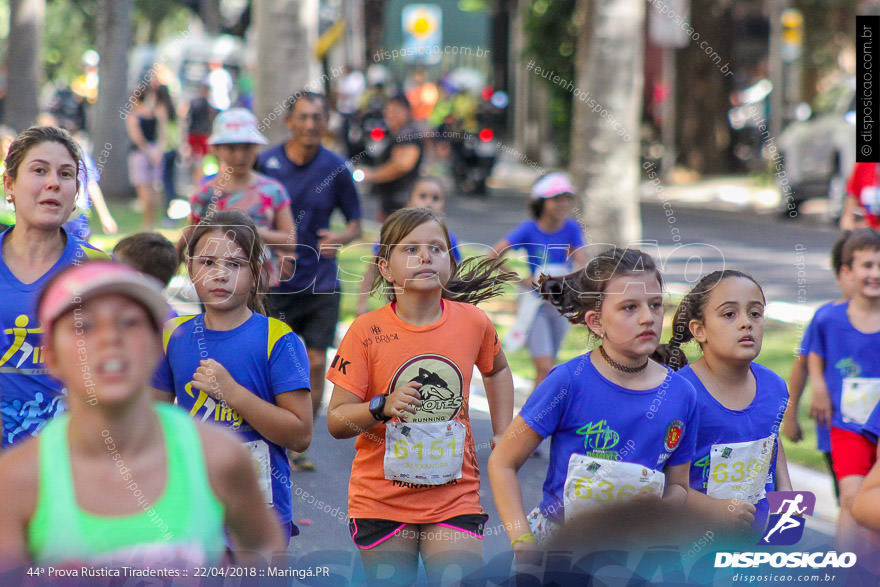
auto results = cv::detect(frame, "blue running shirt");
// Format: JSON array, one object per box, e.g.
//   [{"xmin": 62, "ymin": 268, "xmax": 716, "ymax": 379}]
[
  {"xmin": 680, "ymin": 363, "xmax": 789, "ymax": 531},
  {"xmin": 810, "ymin": 302, "xmax": 880, "ymax": 434},
  {"xmin": 0, "ymin": 228, "xmax": 109, "ymax": 447},
  {"xmin": 518, "ymin": 352, "xmax": 698, "ymax": 522},
  {"xmin": 152, "ymin": 312, "xmax": 310, "ymax": 526}
]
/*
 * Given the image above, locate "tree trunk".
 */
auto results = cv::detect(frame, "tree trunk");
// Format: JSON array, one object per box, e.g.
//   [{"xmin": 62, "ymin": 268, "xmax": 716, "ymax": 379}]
[
  {"xmin": 253, "ymin": 0, "xmax": 319, "ymax": 146},
  {"xmin": 569, "ymin": 0, "xmax": 644, "ymax": 247},
  {"xmin": 673, "ymin": 0, "xmax": 735, "ymax": 175},
  {"xmin": 91, "ymin": 0, "xmax": 134, "ymax": 201},
  {"xmin": 199, "ymin": 0, "xmax": 222, "ymax": 35},
  {"xmin": 5, "ymin": 0, "xmax": 45, "ymax": 130}
]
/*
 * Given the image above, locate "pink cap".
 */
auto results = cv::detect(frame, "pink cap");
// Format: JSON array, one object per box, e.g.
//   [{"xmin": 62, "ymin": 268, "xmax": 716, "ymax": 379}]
[
  {"xmin": 531, "ymin": 172, "xmax": 576, "ymax": 199},
  {"xmin": 39, "ymin": 261, "xmax": 169, "ymax": 336}
]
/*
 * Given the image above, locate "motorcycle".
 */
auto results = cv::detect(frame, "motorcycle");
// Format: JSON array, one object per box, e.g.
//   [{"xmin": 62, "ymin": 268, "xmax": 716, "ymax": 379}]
[
  {"xmin": 361, "ymin": 116, "xmax": 391, "ymax": 165},
  {"xmin": 451, "ymin": 127, "xmax": 498, "ymax": 196},
  {"xmin": 449, "ymin": 90, "xmax": 506, "ymax": 196}
]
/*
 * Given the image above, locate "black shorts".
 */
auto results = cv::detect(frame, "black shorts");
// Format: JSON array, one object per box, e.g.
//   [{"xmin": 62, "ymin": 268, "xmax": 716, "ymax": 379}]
[
  {"xmin": 348, "ymin": 514, "xmax": 489, "ymax": 550},
  {"xmin": 266, "ymin": 290, "xmax": 340, "ymax": 350}
]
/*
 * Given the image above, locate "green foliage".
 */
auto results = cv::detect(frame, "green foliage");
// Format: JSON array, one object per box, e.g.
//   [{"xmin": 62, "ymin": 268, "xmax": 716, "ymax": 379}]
[
  {"xmin": 40, "ymin": 0, "xmax": 191, "ymax": 89},
  {"xmin": 134, "ymin": 0, "xmax": 191, "ymax": 44},
  {"xmin": 522, "ymin": 0, "xmax": 578, "ymax": 163},
  {"xmin": 458, "ymin": 0, "xmax": 489, "ymax": 12},
  {"xmin": 793, "ymin": 0, "xmax": 859, "ymax": 98},
  {"xmin": 44, "ymin": 0, "xmax": 97, "ymax": 84}
]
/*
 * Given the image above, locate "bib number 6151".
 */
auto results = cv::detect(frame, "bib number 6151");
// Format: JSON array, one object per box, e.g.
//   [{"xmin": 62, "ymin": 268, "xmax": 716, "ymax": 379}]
[{"xmin": 393, "ymin": 438, "xmax": 456, "ymax": 460}]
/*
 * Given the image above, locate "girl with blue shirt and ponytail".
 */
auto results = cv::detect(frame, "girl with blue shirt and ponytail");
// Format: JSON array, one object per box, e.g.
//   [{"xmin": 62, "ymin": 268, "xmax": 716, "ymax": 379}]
[
  {"xmin": 667, "ymin": 270, "xmax": 792, "ymax": 533},
  {"xmin": 489, "ymin": 248, "xmax": 698, "ymax": 560},
  {"xmin": 489, "ymin": 172, "xmax": 587, "ymax": 393}
]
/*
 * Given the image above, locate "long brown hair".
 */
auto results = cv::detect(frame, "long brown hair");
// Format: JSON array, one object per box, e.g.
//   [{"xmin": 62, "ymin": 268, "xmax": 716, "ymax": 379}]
[
  {"xmin": 371, "ymin": 208, "xmax": 518, "ymax": 304},
  {"xmin": 538, "ymin": 247, "xmax": 663, "ymax": 327},
  {"xmin": 184, "ymin": 210, "xmax": 268, "ymax": 314}
]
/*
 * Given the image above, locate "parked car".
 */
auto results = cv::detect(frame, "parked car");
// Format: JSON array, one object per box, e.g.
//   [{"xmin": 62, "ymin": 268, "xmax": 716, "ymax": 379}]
[{"xmin": 777, "ymin": 77, "xmax": 855, "ymax": 222}]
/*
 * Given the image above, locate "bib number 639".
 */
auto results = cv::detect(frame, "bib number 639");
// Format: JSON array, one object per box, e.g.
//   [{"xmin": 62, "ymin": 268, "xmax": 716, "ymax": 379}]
[{"xmin": 711, "ymin": 459, "xmax": 762, "ymax": 483}]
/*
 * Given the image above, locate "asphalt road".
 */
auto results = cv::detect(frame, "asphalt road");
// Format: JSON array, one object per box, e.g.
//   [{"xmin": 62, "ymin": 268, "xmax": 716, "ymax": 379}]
[
  {"xmin": 282, "ymin": 188, "xmax": 847, "ymax": 585},
  {"xmin": 284, "ymin": 416, "xmax": 844, "ymax": 586},
  {"xmin": 359, "ymin": 187, "xmax": 842, "ymax": 307}
]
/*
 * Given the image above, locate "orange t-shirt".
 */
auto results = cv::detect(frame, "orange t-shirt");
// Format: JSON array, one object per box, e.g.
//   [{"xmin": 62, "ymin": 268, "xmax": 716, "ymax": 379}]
[{"xmin": 327, "ymin": 300, "xmax": 500, "ymax": 523}]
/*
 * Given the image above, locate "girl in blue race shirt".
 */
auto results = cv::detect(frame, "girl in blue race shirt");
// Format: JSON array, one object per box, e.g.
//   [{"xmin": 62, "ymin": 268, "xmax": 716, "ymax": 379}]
[
  {"xmin": 153, "ymin": 210, "xmax": 313, "ymax": 544},
  {"xmin": 488, "ymin": 247, "xmax": 698, "ymax": 560},
  {"xmin": 489, "ymin": 172, "xmax": 587, "ymax": 393},
  {"xmin": 667, "ymin": 270, "xmax": 792, "ymax": 533}
]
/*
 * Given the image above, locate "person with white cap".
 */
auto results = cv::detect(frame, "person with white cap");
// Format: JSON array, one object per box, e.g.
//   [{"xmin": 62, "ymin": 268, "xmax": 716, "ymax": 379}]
[
  {"xmin": 488, "ymin": 172, "xmax": 587, "ymax": 401},
  {"xmin": 0, "ymin": 260, "xmax": 284, "ymax": 569},
  {"xmin": 185, "ymin": 107, "xmax": 296, "ymax": 286}
]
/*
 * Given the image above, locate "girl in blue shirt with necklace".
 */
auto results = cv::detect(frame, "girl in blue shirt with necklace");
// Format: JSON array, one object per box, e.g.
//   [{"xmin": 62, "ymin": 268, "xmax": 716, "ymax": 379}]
[{"xmin": 489, "ymin": 247, "xmax": 698, "ymax": 560}]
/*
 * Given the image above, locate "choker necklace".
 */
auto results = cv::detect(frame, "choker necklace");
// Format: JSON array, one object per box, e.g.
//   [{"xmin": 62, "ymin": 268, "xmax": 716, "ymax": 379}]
[{"xmin": 598, "ymin": 345, "xmax": 649, "ymax": 374}]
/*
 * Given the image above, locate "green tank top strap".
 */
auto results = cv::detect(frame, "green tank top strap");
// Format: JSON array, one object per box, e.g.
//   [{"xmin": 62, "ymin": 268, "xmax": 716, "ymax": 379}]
[{"xmin": 28, "ymin": 404, "xmax": 225, "ymax": 565}]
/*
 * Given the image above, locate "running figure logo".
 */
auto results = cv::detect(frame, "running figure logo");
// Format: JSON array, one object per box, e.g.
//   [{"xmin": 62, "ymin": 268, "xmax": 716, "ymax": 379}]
[{"xmin": 759, "ymin": 491, "xmax": 815, "ymax": 545}]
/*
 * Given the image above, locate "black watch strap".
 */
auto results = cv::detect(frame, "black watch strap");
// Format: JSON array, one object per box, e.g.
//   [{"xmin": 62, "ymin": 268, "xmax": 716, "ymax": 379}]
[{"xmin": 370, "ymin": 393, "xmax": 390, "ymax": 422}]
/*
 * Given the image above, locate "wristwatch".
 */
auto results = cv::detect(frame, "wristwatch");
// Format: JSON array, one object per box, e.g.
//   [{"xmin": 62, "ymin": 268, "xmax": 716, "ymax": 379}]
[{"xmin": 369, "ymin": 393, "xmax": 391, "ymax": 422}]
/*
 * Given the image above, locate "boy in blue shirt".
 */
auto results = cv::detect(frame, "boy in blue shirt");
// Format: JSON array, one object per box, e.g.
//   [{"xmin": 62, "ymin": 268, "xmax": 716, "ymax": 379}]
[
  {"xmin": 808, "ymin": 228, "xmax": 880, "ymax": 551},
  {"xmin": 783, "ymin": 230, "xmax": 854, "ymax": 504}
]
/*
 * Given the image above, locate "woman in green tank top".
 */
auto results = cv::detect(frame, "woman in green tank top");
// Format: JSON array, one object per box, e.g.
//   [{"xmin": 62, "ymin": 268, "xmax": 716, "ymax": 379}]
[{"xmin": 0, "ymin": 261, "xmax": 283, "ymax": 570}]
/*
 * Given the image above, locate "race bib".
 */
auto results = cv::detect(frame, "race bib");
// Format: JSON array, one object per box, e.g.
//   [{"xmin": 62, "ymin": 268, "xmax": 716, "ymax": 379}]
[
  {"xmin": 706, "ymin": 435, "xmax": 775, "ymax": 504},
  {"xmin": 384, "ymin": 420, "xmax": 465, "ymax": 485},
  {"xmin": 561, "ymin": 454, "xmax": 665, "ymax": 522},
  {"xmin": 244, "ymin": 440, "xmax": 273, "ymax": 504},
  {"xmin": 861, "ymin": 186, "xmax": 880, "ymax": 216},
  {"xmin": 841, "ymin": 377, "xmax": 880, "ymax": 426}
]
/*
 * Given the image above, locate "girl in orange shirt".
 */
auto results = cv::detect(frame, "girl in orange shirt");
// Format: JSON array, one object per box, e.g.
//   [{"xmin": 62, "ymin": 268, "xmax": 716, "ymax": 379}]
[{"xmin": 327, "ymin": 208, "xmax": 516, "ymax": 585}]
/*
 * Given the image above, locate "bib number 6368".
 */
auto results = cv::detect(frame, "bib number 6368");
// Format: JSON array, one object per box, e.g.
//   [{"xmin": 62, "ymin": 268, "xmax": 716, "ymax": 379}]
[{"xmin": 573, "ymin": 477, "xmax": 655, "ymax": 502}]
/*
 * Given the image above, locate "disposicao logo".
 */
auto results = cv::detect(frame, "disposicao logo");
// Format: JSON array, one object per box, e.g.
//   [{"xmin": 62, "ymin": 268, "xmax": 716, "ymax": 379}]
[
  {"xmin": 759, "ymin": 491, "xmax": 815, "ymax": 546},
  {"xmin": 714, "ymin": 491, "xmax": 857, "ymax": 570}
]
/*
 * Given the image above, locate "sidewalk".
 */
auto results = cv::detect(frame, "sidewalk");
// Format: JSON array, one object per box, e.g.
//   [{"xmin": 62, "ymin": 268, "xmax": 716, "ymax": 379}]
[
  {"xmin": 640, "ymin": 174, "xmax": 782, "ymax": 213},
  {"xmin": 487, "ymin": 150, "xmax": 832, "ymax": 219}
]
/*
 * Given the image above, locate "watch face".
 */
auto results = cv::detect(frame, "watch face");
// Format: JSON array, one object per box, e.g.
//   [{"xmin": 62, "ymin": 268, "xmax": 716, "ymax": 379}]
[{"xmin": 370, "ymin": 395, "xmax": 383, "ymax": 411}]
